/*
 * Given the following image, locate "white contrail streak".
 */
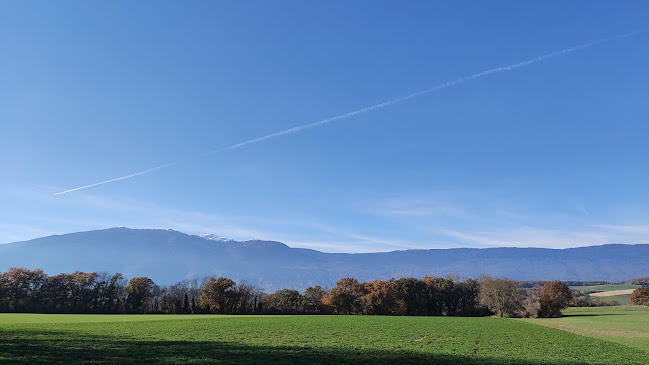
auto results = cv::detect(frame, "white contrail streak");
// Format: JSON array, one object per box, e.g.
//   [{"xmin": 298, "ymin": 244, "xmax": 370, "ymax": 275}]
[
  {"xmin": 53, "ymin": 31, "xmax": 639, "ymax": 195},
  {"xmin": 211, "ymin": 31, "xmax": 637, "ymax": 153},
  {"xmin": 53, "ymin": 163, "xmax": 175, "ymax": 195}
]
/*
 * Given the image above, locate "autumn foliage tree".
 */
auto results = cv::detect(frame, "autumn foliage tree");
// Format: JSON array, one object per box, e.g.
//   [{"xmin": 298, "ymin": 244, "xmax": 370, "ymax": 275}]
[
  {"xmin": 199, "ymin": 277, "xmax": 237, "ymax": 314},
  {"xmin": 1, "ymin": 268, "xmax": 46, "ymax": 312},
  {"xmin": 630, "ymin": 287, "xmax": 649, "ymax": 306},
  {"xmin": 538, "ymin": 280, "xmax": 572, "ymax": 317},
  {"xmin": 125, "ymin": 277, "xmax": 156, "ymax": 313},
  {"xmin": 327, "ymin": 277, "xmax": 364, "ymax": 314},
  {"xmin": 361, "ymin": 279, "xmax": 397, "ymax": 315},
  {"xmin": 0, "ymin": 268, "xmax": 496, "ymax": 317}
]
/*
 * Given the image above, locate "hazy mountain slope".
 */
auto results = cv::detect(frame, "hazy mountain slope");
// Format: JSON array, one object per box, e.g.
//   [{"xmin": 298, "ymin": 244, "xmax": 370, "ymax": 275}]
[{"xmin": 0, "ymin": 228, "xmax": 646, "ymax": 290}]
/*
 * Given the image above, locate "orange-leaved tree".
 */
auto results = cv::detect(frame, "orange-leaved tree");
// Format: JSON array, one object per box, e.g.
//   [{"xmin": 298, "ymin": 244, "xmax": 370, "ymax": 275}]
[
  {"xmin": 538, "ymin": 280, "xmax": 572, "ymax": 317},
  {"xmin": 630, "ymin": 287, "xmax": 649, "ymax": 306}
]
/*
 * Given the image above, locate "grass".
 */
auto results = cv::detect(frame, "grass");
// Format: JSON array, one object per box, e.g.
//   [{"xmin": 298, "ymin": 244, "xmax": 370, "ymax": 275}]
[
  {"xmin": 523, "ymin": 306, "xmax": 649, "ymax": 353},
  {"xmin": 1, "ymin": 314, "xmax": 648, "ymax": 364},
  {"xmin": 0, "ymin": 313, "xmax": 207, "ymax": 324},
  {"xmin": 570, "ymin": 284, "xmax": 641, "ymax": 293}
]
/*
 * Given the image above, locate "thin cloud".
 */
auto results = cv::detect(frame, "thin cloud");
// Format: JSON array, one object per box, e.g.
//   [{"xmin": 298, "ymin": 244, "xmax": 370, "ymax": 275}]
[
  {"xmin": 54, "ymin": 31, "xmax": 640, "ymax": 195},
  {"xmin": 438, "ymin": 227, "xmax": 611, "ymax": 249},
  {"xmin": 361, "ymin": 195, "xmax": 469, "ymax": 218},
  {"xmin": 595, "ymin": 224, "xmax": 649, "ymax": 235}
]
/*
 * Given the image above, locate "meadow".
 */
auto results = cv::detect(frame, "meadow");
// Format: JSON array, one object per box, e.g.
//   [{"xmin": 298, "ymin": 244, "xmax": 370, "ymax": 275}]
[
  {"xmin": 569, "ymin": 284, "xmax": 641, "ymax": 293},
  {"xmin": 524, "ymin": 306, "xmax": 649, "ymax": 353},
  {"xmin": 1, "ymin": 310, "xmax": 648, "ymax": 364}
]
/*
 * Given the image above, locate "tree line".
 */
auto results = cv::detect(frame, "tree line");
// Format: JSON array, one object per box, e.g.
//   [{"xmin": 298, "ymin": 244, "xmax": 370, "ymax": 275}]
[{"xmin": 0, "ymin": 267, "xmax": 592, "ymax": 317}]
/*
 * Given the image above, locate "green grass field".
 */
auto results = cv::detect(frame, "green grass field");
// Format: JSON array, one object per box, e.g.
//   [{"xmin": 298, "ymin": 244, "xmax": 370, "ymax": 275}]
[
  {"xmin": 570, "ymin": 284, "xmax": 641, "ymax": 293},
  {"xmin": 524, "ymin": 306, "xmax": 649, "ymax": 353},
  {"xmin": 1, "ymin": 312, "xmax": 648, "ymax": 364}
]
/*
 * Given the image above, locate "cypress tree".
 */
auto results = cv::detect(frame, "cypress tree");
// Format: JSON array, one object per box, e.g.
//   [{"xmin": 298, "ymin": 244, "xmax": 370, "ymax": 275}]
[{"xmin": 183, "ymin": 294, "xmax": 190, "ymax": 314}]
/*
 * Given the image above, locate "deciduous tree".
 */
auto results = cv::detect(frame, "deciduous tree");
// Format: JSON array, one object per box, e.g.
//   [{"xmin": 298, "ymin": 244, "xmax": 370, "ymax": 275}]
[
  {"xmin": 199, "ymin": 277, "xmax": 236, "ymax": 314},
  {"xmin": 538, "ymin": 280, "xmax": 572, "ymax": 317},
  {"xmin": 125, "ymin": 277, "xmax": 156, "ymax": 313},
  {"xmin": 2, "ymin": 268, "xmax": 46, "ymax": 312},
  {"xmin": 361, "ymin": 279, "xmax": 396, "ymax": 315},
  {"xmin": 303, "ymin": 285, "xmax": 326, "ymax": 313},
  {"xmin": 328, "ymin": 277, "xmax": 364, "ymax": 314},
  {"xmin": 393, "ymin": 278, "xmax": 428, "ymax": 316},
  {"xmin": 262, "ymin": 289, "xmax": 302, "ymax": 313},
  {"xmin": 630, "ymin": 287, "xmax": 649, "ymax": 306},
  {"xmin": 479, "ymin": 278, "xmax": 523, "ymax": 317}
]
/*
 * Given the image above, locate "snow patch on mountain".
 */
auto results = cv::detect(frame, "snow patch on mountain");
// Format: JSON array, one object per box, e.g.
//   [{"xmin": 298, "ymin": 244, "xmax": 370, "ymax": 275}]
[{"xmin": 197, "ymin": 234, "xmax": 235, "ymax": 242}]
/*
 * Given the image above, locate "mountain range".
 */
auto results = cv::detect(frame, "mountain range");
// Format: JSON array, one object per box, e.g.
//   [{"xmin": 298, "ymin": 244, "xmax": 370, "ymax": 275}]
[{"xmin": 1, "ymin": 228, "xmax": 646, "ymax": 291}]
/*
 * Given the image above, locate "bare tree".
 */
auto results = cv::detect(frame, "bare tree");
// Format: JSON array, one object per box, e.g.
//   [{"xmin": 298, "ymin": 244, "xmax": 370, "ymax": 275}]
[
  {"xmin": 479, "ymin": 278, "xmax": 523, "ymax": 317},
  {"xmin": 235, "ymin": 280, "xmax": 256, "ymax": 314}
]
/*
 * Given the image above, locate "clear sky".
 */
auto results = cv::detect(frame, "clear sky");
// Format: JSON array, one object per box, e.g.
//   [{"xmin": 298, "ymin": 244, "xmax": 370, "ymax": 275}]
[{"xmin": 1, "ymin": 1, "xmax": 648, "ymax": 252}]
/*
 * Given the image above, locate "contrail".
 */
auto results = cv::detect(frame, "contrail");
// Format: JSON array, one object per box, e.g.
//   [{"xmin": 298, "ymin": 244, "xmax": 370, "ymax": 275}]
[
  {"xmin": 210, "ymin": 31, "xmax": 638, "ymax": 153},
  {"xmin": 54, "ymin": 31, "xmax": 639, "ymax": 195},
  {"xmin": 53, "ymin": 163, "xmax": 175, "ymax": 195}
]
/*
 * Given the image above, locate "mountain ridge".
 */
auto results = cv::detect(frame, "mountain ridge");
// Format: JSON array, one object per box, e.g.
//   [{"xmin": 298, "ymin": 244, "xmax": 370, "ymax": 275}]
[{"xmin": 1, "ymin": 228, "xmax": 646, "ymax": 290}]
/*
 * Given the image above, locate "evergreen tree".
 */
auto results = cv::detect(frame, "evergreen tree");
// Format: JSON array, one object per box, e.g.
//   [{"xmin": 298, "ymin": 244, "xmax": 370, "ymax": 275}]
[{"xmin": 183, "ymin": 294, "xmax": 190, "ymax": 314}]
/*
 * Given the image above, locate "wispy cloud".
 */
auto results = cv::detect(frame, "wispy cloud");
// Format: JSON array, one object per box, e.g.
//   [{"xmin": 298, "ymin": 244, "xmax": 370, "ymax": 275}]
[
  {"xmin": 283, "ymin": 240, "xmax": 376, "ymax": 253},
  {"xmin": 53, "ymin": 31, "xmax": 640, "ymax": 195},
  {"xmin": 287, "ymin": 232, "xmax": 427, "ymax": 253},
  {"xmin": 0, "ymin": 223, "xmax": 58, "ymax": 244},
  {"xmin": 360, "ymin": 194, "xmax": 469, "ymax": 218},
  {"xmin": 437, "ymin": 227, "xmax": 611, "ymax": 249},
  {"xmin": 356, "ymin": 187, "xmax": 649, "ymax": 250},
  {"xmin": 594, "ymin": 224, "xmax": 649, "ymax": 235}
]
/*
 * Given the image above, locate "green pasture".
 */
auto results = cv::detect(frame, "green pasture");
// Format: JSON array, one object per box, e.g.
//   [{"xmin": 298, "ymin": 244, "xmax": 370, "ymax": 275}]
[
  {"xmin": 524, "ymin": 306, "xmax": 649, "ymax": 353},
  {"xmin": 1, "ymin": 313, "xmax": 648, "ymax": 364},
  {"xmin": 570, "ymin": 284, "xmax": 641, "ymax": 293},
  {"xmin": 0, "ymin": 313, "xmax": 206, "ymax": 324}
]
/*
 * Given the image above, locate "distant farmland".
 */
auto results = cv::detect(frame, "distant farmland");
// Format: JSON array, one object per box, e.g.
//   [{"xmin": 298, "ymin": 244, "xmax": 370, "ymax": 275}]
[
  {"xmin": 571, "ymin": 284, "xmax": 643, "ymax": 305},
  {"xmin": 1, "ymin": 308, "xmax": 648, "ymax": 364},
  {"xmin": 589, "ymin": 289, "xmax": 636, "ymax": 297},
  {"xmin": 571, "ymin": 284, "xmax": 642, "ymax": 293}
]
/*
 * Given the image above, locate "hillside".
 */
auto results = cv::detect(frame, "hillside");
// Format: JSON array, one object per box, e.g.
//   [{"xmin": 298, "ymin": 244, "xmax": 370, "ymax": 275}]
[{"xmin": 1, "ymin": 228, "xmax": 647, "ymax": 290}]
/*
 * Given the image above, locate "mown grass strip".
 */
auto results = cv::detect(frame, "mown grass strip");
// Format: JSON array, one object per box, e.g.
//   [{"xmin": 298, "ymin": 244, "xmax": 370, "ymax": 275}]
[{"xmin": 524, "ymin": 306, "xmax": 649, "ymax": 353}]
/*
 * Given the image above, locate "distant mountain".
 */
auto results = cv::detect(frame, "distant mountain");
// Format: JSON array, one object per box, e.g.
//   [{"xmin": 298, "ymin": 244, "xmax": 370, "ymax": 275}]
[{"xmin": 0, "ymin": 228, "xmax": 646, "ymax": 291}]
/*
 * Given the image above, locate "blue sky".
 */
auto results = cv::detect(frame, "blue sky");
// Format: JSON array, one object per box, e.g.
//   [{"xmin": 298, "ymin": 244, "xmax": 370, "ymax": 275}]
[{"xmin": 1, "ymin": 1, "xmax": 648, "ymax": 252}]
